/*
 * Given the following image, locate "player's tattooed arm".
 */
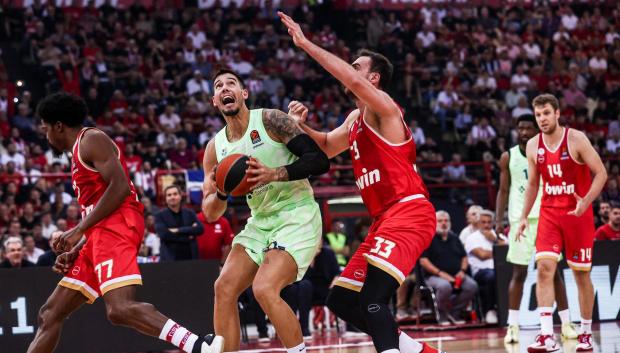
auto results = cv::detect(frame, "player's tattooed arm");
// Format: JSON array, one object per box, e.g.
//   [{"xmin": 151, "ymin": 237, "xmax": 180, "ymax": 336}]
[{"xmin": 262, "ymin": 109, "xmax": 303, "ymax": 144}]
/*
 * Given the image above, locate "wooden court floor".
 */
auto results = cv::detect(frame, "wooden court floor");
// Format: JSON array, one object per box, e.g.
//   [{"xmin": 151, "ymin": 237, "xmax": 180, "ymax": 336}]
[{"xmin": 227, "ymin": 322, "xmax": 620, "ymax": 353}]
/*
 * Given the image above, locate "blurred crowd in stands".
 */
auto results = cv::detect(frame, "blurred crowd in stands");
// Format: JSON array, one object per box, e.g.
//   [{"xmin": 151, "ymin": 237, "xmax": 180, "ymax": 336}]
[{"xmin": 0, "ymin": 2, "xmax": 620, "ymax": 331}]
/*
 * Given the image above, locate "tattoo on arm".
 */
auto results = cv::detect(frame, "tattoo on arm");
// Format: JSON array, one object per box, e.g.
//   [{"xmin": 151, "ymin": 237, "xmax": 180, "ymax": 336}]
[
  {"xmin": 275, "ymin": 167, "xmax": 289, "ymax": 181},
  {"xmin": 263, "ymin": 109, "xmax": 303, "ymax": 143}
]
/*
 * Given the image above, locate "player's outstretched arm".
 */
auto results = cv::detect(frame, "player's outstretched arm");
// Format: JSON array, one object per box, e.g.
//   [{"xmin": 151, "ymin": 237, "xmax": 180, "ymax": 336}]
[
  {"xmin": 245, "ymin": 109, "xmax": 330, "ymax": 185},
  {"xmin": 495, "ymin": 151, "xmax": 511, "ymax": 234},
  {"xmin": 570, "ymin": 130, "xmax": 607, "ymax": 215},
  {"xmin": 55, "ymin": 130, "xmax": 134, "ymax": 252},
  {"xmin": 288, "ymin": 100, "xmax": 356, "ymax": 158},
  {"xmin": 517, "ymin": 137, "xmax": 540, "ymax": 238},
  {"xmin": 202, "ymin": 139, "xmax": 227, "ymax": 223},
  {"xmin": 279, "ymin": 12, "xmax": 400, "ymax": 120}
]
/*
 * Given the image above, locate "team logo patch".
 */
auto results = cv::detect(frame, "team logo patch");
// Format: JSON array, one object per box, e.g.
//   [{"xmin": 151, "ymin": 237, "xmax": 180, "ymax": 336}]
[
  {"xmin": 72, "ymin": 266, "xmax": 81, "ymax": 276},
  {"xmin": 538, "ymin": 155, "xmax": 545, "ymax": 163},
  {"xmin": 537, "ymin": 148, "xmax": 545, "ymax": 155},
  {"xmin": 572, "ymin": 251, "xmax": 580, "ymax": 260},
  {"xmin": 354, "ymin": 269, "xmax": 366, "ymax": 279},
  {"xmin": 367, "ymin": 304, "xmax": 380, "ymax": 313},
  {"xmin": 553, "ymin": 244, "xmax": 560, "ymax": 252},
  {"xmin": 250, "ymin": 130, "xmax": 261, "ymax": 144},
  {"xmin": 560, "ymin": 147, "xmax": 569, "ymax": 160},
  {"xmin": 221, "ymin": 147, "xmax": 227, "ymax": 157}
]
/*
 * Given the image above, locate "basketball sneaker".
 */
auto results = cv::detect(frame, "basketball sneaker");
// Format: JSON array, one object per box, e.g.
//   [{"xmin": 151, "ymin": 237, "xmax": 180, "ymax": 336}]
[
  {"xmin": 575, "ymin": 333, "xmax": 593, "ymax": 352},
  {"xmin": 504, "ymin": 324, "xmax": 519, "ymax": 344},
  {"xmin": 527, "ymin": 333, "xmax": 559, "ymax": 352},
  {"xmin": 201, "ymin": 334, "xmax": 224, "ymax": 353},
  {"xmin": 420, "ymin": 342, "xmax": 446, "ymax": 353},
  {"xmin": 561, "ymin": 322, "xmax": 578, "ymax": 340}
]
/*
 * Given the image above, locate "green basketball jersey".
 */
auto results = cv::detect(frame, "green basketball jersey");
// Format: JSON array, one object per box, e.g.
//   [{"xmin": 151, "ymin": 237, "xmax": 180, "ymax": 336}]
[
  {"xmin": 508, "ymin": 145, "xmax": 541, "ymax": 222},
  {"xmin": 214, "ymin": 109, "xmax": 315, "ymax": 216}
]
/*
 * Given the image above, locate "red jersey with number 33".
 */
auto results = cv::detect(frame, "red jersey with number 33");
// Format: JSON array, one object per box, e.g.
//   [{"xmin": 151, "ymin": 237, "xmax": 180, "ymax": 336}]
[
  {"xmin": 71, "ymin": 128, "xmax": 143, "ymax": 223},
  {"xmin": 348, "ymin": 110, "xmax": 429, "ymax": 218},
  {"xmin": 536, "ymin": 127, "xmax": 592, "ymax": 209}
]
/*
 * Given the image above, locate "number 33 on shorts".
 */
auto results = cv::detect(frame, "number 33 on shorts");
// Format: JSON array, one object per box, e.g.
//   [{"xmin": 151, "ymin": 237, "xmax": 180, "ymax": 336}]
[{"xmin": 370, "ymin": 236, "xmax": 396, "ymax": 258}]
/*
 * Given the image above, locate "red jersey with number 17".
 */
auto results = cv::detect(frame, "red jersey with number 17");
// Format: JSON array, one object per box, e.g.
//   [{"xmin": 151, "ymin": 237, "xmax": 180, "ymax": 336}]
[
  {"xmin": 348, "ymin": 110, "xmax": 429, "ymax": 218},
  {"xmin": 536, "ymin": 127, "xmax": 592, "ymax": 209},
  {"xmin": 71, "ymin": 128, "xmax": 143, "ymax": 229}
]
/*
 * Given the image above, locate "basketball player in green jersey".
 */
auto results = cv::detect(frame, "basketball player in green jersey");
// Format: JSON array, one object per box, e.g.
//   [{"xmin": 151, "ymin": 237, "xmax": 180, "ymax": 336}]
[
  {"xmin": 202, "ymin": 69, "xmax": 329, "ymax": 353},
  {"xmin": 496, "ymin": 114, "xmax": 578, "ymax": 344}
]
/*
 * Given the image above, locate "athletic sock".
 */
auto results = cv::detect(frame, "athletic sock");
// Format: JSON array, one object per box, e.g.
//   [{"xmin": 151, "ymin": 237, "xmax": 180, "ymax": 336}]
[
  {"xmin": 539, "ymin": 307, "xmax": 554, "ymax": 335},
  {"xmin": 286, "ymin": 342, "xmax": 306, "ymax": 353},
  {"xmin": 580, "ymin": 318, "xmax": 592, "ymax": 334},
  {"xmin": 159, "ymin": 319, "xmax": 204, "ymax": 353},
  {"xmin": 508, "ymin": 309, "xmax": 519, "ymax": 326},
  {"xmin": 558, "ymin": 309, "xmax": 570, "ymax": 325},
  {"xmin": 399, "ymin": 331, "xmax": 423, "ymax": 353}
]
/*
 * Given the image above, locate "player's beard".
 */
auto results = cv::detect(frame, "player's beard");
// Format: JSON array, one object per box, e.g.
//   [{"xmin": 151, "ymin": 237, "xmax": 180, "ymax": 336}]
[{"xmin": 222, "ymin": 107, "xmax": 240, "ymax": 117}]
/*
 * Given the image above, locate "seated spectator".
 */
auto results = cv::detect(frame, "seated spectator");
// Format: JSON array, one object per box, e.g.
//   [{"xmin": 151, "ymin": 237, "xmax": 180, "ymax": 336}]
[
  {"xmin": 420, "ymin": 211, "xmax": 478, "ymax": 325},
  {"xmin": 23, "ymin": 234, "xmax": 44, "ymax": 264},
  {"xmin": 186, "ymin": 70, "xmax": 211, "ymax": 96},
  {"xmin": 143, "ymin": 214, "xmax": 161, "ymax": 257},
  {"xmin": 596, "ymin": 201, "xmax": 611, "ymax": 228},
  {"xmin": 155, "ymin": 185, "xmax": 203, "ymax": 261},
  {"xmin": 464, "ymin": 210, "xmax": 506, "ymax": 324},
  {"xmin": 325, "ymin": 220, "xmax": 349, "ymax": 268},
  {"xmin": 196, "ymin": 212, "xmax": 234, "ymax": 263},
  {"xmin": 512, "ymin": 97, "xmax": 534, "ymax": 119},
  {"xmin": 36, "ymin": 231, "xmax": 62, "ymax": 267},
  {"xmin": 595, "ymin": 202, "xmax": 620, "ymax": 241},
  {"xmin": 460, "ymin": 205, "xmax": 482, "ymax": 244},
  {"xmin": 1, "ymin": 236, "xmax": 35, "ymax": 268}
]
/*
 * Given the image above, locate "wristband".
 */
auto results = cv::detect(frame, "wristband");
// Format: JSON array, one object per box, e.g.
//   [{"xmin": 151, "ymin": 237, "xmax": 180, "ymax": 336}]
[{"xmin": 216, "ymin": 191, "xmax": 228, "ymax": 201}]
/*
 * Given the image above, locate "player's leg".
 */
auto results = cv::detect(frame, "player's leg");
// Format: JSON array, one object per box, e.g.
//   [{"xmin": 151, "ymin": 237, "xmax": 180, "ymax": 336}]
[
  {"xmin": 251, "ymin": 249, "xmax": 304, "ymax": 350},
  {"xmin": 27, "ymin": 286, "xmax": 86, "ymax": 353},
  {"xmin": 553, "ymin": 269, "xmax": 578, "ymax": 339},
  {"xmin": 505, "ymin": 218, "xmax": 536, "ymax": 331},
  {"xmin": 214, "ymin": 244, "xmax": 259, "ymax": 351}
]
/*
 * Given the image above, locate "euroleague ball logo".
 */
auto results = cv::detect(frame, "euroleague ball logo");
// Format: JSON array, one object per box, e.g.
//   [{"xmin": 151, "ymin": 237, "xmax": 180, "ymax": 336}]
[
  {"xmin": 354, "ymin": 269, "xmax": 365, "ymax": 279},
  {"xmin": 72, "ymin": 266, "xmax": 81, "ymax": 276},
  {"xmin": 250, "ymin": 130, "xmax": 261, "ymax": 144}
]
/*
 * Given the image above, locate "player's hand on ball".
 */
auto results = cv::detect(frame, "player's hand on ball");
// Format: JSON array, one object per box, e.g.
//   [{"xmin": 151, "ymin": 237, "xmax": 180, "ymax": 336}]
[
  {"xmin": 515, "ymin": 218, "xmax": 528, "ymax": 242},
  {"xmin": 278, "ymin": 12, "xmax": 308, "ymax": 48},
  {"xmin": 567, "ymin": 193, "xmax": 587, "ymax": 217},
  {"xmin": 53, "ymin": 249, "xmax": 79, "ymax": 275},
  {"xmin": 54, "ymin": 226, "xmax": 85, "ymax": 253},
  {"xmin": 288, "ymin": 101, "xmax": 308, "ymax": 123},
  {"xmin": 246, "ymin": 158, "xmax": 280, "ymax": 187}
]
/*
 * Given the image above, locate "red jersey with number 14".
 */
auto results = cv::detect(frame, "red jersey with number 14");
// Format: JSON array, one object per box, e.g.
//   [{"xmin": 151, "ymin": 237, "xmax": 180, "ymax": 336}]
[
  {"xmin": 71, "ymin": 128, "xmax": 143, "ymax": 228},
  {"xmin": 536, "ymin": 127, "xmax": 592, "ymax": 209},
  {"xmin": 348, "ymin": 110, "xmax": 429, "ymax": 217}
]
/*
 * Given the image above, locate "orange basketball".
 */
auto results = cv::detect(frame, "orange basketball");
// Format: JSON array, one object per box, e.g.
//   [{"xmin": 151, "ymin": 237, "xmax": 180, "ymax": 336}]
[{"xmin": 215, "ymin": 153, "xmax": 256, "ymax": 197}]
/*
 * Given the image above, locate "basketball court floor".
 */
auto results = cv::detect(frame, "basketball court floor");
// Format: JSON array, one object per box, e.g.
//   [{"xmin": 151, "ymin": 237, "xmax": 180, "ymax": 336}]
[{"xmin": 225, "ymin": 322, "xmax": 620, "ymax": 353}]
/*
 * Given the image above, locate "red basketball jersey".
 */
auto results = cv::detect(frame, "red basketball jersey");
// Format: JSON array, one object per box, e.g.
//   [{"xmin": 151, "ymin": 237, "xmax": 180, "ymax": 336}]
[
  {"xmin": 71, "ymin": 128, "xmax": 143, "ymax": 223},
  {"xmin": 536, "ymin": 128, "xmax": 592, "ymax": 209},
  {"xmin": 348, "ymin": 110, "xmax": 429, "ymax": 217}
]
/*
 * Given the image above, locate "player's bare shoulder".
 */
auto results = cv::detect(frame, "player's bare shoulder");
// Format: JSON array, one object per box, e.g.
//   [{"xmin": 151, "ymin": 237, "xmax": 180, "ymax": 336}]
[
  {"xmin": 343, "ymin": 109, "xmax": 360, "ymax": 130},
  {"xmin": 524, "ymin": 134, "xmax": 540, "ymax": 161}
]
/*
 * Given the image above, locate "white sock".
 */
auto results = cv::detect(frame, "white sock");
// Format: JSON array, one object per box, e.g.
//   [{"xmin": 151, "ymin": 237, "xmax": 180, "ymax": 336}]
[
  {"xmin": 508, "ymin": 309, "xmax": 519, "ymax": 326},
  {"xmin": 381, "ymin": 350, "xmax": 400, "ymax": 353},
  {"xmin": 158, "ymin": 319, "xmax": 201, "ymax": 353},
  {"xmin": 399, "ymin": 331, "xmax": 423, "ymax": 353},
  {"xmin": 539, "ymin": 307, "xmax": 554, "ymax": 335},
  {"xmin": 286, "ymin": 342, "xmax": 307, "ymax": 353},
  {"xmin": 558, "ymin": 309, "xmax": 570, "ymax": 325},
  {"xmin": 581, "ymin": 318, "xmax": 592, "ymax": 334}
]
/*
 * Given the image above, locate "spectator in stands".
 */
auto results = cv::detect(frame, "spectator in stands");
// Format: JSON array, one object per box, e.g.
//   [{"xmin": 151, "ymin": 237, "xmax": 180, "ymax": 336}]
[
  {"xmin": 420, "ymin": 211, "xmax": 478, "ymax": 325},
  {"xmin": 36, "ymin": 231, "xmax": 61, "ymax": 267},
  {"xmin": 512, "ymin": 97, "xmax": 534, "ymax": 119},
  {"xmin": 304, "ymin": 244, "xmax": 343, "ymax": 332},
  {"xmin": 434, "ymin": 84, "xmax": 461, "ymax": 130},
  {"xmin": 143, "ymin": 213, "xmax": 161, "ymax": 258},
  {"xmin": 23, "ymin": 234, "xmax": 44, "ymax": 264},
  {"xmin": 595, "ymin": 202, "xmax": 620, "ymax": 241},
  {"xmin": 325, "ymin": 220, "xmax": 349, "ymax": 268},
  {"xmin": 443, "ymin": 153, "xmax": 475, "ymax": 203},
  {"xmin": 460, "ymin": 205, "xmax": 482, "ymax": 245},
  {"xmin": 155, "ymin": 185, "xmax": 203, "ymax": 261},
  {"xmin": 1, "ymin": 236, "xmax": 34, "ymax": 268},
  {"xmin": 1, "ymin": 145, "xmax": 26, "ymax": 172},
  {"xmin": 464, "ymin": 210, "xmax": 506, "ymax": 324},
  {"xmin": 186, "ymin": 70, "xmax": 211, "ymax": 96},
  {"xmin": 196, "ymin": 212, "xmax": 234, "ymax": 264}
]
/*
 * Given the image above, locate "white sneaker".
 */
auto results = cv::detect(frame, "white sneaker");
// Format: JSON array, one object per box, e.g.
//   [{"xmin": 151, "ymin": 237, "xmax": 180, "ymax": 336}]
[
  {"xmin": 485, "ymin": 310, "xmax": 498, "ymax": 324},
  {"xmin": 504, "ymin": 324, "xmax": 519, "ymax": 344},
  {"xmin": 576, "ymin": 333, "xmax": 593, "ymax": 352},
  {"xmin": 527, "ymin": 333, "xmax": 559, "ymax": 353},
  {"xmin": 561, "ymin": 322, "xmax": 578, "ymax": 340},
  {"xmin": 201, "ymin": 334, "xmax": 224, "ymax": 353}
]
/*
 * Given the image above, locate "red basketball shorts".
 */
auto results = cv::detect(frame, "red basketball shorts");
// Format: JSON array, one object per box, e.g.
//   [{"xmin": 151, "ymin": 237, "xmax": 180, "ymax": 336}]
[
  {"xmin": 535, "ymin": 206, "xmax": 595, "ymax": 271},
  {"xmin": 59, "ymin": 209, "xmax": 145, "ymax": 303},
  {"xmin": 335, "ymin": 197, "xmax": 436, "ymax": 291}
]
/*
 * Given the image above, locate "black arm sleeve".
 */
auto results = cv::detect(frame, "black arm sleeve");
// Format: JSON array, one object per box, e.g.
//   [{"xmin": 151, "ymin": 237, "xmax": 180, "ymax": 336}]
[{"xmin": 284, "ymin": 134, "xmax": 330, "ymax": 181}]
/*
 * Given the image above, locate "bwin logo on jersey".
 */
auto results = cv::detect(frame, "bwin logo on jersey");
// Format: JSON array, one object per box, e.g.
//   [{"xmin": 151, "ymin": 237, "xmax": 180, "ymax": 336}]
[
  {"xmin": 356, "ymin": 168, "xmax": 380, "ymax": 190},
  {"xmin": 545, "ymin": 181, "xmax": 575, "ymax": 196}
]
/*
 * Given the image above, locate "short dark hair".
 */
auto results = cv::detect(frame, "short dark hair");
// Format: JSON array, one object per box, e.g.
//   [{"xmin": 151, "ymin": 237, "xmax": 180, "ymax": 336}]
[
  {"xmin": 37, "ymin": 92, "xmax": 88, "ymax": 127},
  {"xmin": 212, "ymin": 69, "xmax": 246, "ymax": 89},
  {"xmin": 610, "ymin": 201, "xmax": 620, "ymax": 210},
  {"xmin": 164, "ymin": 184, "xmax": 182, "ymax": 195},
  {"xmin": 517, "ymin": 114, "xmax": 537, "ymax": 126},
  {"xmin": 355, "ymin": 49, "xmax": 393, "ymax": 89},
  {"xmin": 532, "ymin": 94, "xmax": 560, "ymax": 111}
]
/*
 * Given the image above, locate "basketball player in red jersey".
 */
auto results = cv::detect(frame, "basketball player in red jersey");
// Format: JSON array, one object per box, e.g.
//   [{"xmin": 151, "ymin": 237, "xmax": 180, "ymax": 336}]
[
  {"xmin": 28, "ymin": 93, "xmax": 223, "ymax": 353},
  {"xmin": 280, "ymin": 12, "xmax": 440, "ymax": 353},
  {"xmin": 517, "ymin": 94, "xmax": 607, "ymax": 352}
]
